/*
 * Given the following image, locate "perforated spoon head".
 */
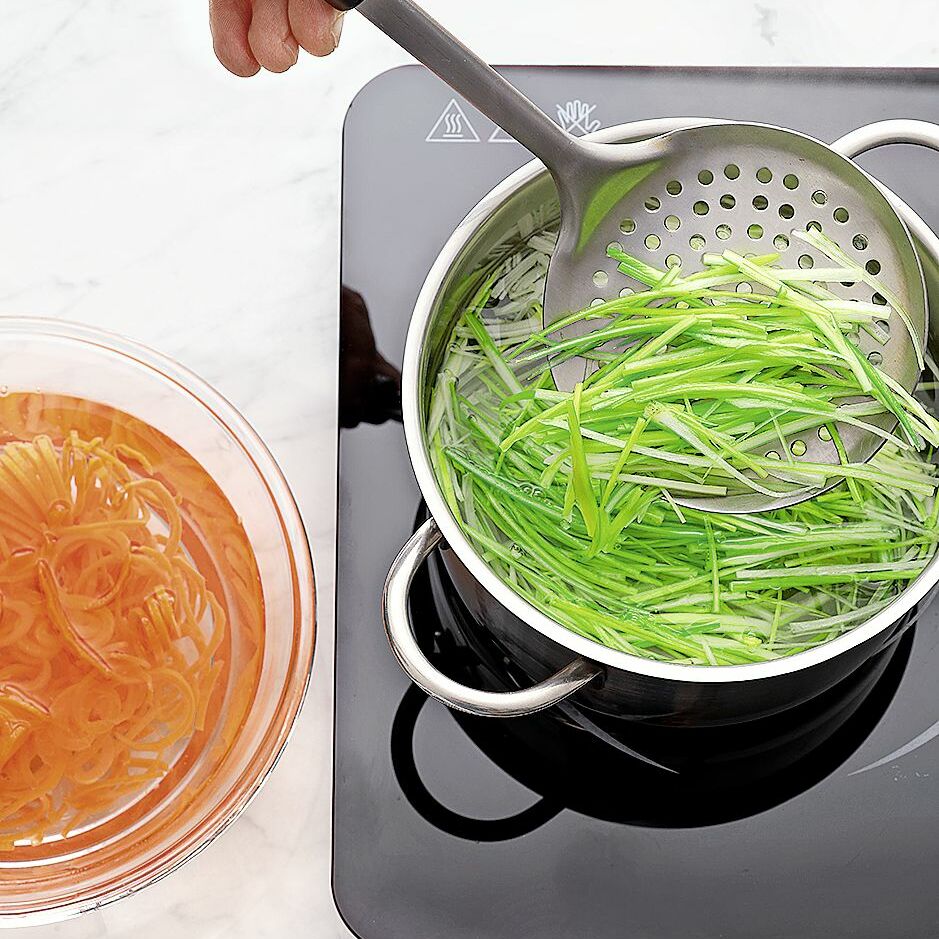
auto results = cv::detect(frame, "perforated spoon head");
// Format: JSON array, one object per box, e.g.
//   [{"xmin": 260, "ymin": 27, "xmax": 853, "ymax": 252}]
[{"xmin": 543, "ymin": 122, "xmax": 927, "ymax": 514}]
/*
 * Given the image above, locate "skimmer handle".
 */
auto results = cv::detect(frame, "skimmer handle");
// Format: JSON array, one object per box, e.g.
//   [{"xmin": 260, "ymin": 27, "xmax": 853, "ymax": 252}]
[{"xmin": 324, "ymin": 0, "xmax": 580, "ymax": 174}]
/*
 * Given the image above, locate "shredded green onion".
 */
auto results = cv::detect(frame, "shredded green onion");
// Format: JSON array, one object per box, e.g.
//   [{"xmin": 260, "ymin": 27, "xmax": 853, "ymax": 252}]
[{"xmin": 428, "ymin": 219, "xmax": 939, "ymax": 666}]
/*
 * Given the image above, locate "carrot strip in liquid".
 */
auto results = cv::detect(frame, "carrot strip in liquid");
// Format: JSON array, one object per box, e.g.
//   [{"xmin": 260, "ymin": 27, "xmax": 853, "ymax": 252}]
[{"xmin": 0, "ymin": 432, "xmax": 227, "ymax": 847}]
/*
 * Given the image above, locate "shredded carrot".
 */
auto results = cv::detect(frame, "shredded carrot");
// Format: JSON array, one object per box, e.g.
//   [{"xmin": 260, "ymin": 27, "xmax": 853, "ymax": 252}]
[{"xmin": 0, "ymin": 425, "xmax": 231, "ymax": 848}]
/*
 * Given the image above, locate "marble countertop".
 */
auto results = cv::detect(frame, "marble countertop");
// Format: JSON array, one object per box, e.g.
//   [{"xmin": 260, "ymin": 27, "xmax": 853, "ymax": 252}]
[{"xmin": 2, "ymin": 0, "xmax": 939, "ymax": 935}]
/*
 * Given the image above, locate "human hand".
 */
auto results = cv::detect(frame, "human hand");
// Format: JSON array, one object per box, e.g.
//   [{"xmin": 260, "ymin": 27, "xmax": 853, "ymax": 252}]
[{"xmin": 210, "ymin": 0, "xmax": 344, "ymax": 77}]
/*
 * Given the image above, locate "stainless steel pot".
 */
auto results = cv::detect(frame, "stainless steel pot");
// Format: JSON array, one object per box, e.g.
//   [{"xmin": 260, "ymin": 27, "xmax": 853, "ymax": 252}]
[{"xmin": 383, "ymin": 118, "xmax": 939, "ymax": 725}]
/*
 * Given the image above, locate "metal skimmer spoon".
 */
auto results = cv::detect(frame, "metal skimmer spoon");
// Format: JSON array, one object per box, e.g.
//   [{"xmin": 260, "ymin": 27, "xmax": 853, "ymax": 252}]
[{"xmin": 327, "ymin": 0, "xmax": 927, "ymax": 513}]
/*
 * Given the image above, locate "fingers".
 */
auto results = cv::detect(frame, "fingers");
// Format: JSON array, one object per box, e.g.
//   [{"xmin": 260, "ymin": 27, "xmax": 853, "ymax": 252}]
[
  {"xmin": 211, "ymin": 0, "xmax": 341, "ymax": 77},
  {"xmin": 288, "ymin": 0, "xmax": 345, "ymax": 57},
  {"xmin": 247, "ymin": 0, "xmax": 300, "ymax": 73},
  {"xmin": 209, "ymin": 0, "xmax": 261, "ymax": 77}
]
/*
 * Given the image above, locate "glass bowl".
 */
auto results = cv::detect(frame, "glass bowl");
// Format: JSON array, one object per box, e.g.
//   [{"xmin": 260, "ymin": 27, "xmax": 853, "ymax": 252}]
[{"xmin": 0, "ymin": 317, "xmax": 315, "ymax": 925}]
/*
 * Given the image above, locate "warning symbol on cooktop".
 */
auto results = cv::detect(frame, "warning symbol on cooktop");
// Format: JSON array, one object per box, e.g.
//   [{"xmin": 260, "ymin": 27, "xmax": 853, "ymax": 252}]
[
  {"xmin": 556, "ymin": 100, "xmax": 601, "ymax": 136},
  {"xmin": 488, "ymin": 125, "xmax": 516, "ymax": 144},
  {"xmin": 426, "ymin": 99, "xmax": 480, "ymax": 143}
]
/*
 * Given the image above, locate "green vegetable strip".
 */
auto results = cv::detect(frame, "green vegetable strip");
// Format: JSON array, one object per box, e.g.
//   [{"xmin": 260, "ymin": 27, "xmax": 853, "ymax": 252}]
[
  {"xmin": 568, "ymin": 389, "xmax": 599, "ymax": 538},
  {"xmin": 793, "ymin": 227, "xmax": 925, "ymax": 369},
  {"xmin": 427, "ymin": 217, "xmax": 939, "ymax": 666}
]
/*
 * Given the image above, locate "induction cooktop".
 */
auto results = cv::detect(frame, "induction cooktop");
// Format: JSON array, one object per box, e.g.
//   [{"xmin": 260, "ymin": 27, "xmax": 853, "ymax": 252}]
[{"xmin": 336, "ymin": 66, "xmax": 939, "ymax": 939}]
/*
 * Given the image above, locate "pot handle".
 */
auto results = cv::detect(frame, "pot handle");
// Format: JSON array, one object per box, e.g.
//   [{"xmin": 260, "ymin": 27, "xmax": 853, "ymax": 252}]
[
  {"xmin": 832, "ymin": 119, "xmax": 939, "ymax": 159},
  {"xmin": 832, "ymin": 120, "xmax": 939, "ymax": 283},
  {"xmin": 382, "ymin": 518, "xmax": 602, "ymax": 718}
]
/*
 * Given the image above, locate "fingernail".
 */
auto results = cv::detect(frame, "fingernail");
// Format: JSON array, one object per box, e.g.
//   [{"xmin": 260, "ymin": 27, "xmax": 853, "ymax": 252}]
[{"xmin": 330, "ymin": 10, "xmax": 344, "ymax": 50}]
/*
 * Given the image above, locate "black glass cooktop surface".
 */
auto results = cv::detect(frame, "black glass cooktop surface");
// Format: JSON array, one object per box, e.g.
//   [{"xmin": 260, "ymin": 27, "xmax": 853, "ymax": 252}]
[{"xmin": 336, "ymin": 66, "xmax": 939, "ymax": 939}]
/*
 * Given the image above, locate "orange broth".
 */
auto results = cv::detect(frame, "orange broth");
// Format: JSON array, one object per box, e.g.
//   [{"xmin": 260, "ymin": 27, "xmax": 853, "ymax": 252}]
[{"xmin": 0, "ymin": 393, "xmax": 264, "ymax": 848}]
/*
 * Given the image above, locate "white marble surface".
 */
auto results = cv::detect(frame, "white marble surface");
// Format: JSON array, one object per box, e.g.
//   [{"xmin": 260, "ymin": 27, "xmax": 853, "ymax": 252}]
[{"xmin": 1, "ymin": 0, "xmax": 939, "ymax": 935}]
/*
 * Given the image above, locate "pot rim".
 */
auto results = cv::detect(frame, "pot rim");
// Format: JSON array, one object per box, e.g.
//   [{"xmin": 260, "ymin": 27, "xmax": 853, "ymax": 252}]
[{"xmin": 403, "ymin": 116, "xmax": 939, "ymax": 684}]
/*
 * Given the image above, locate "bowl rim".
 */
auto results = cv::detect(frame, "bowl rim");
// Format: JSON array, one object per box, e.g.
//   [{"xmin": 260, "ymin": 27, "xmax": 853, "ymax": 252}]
[
  {"xmin": 402, "ymin": 117, "xmax": 939, "ymax": 685},
  {"xmin": 0, "ymin": 315, "xmax": 316, "ymax": 924}
]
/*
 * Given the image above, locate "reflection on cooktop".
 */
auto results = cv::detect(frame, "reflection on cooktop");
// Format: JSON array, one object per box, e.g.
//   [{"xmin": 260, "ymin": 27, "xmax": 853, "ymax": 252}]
[
  {"xmin": 391, "ymin": 538, "xmax": 914, "ymax": 832},
  {"xmin": 338, "ymin": 285, "xmax": 401, "ymax": 428}
]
